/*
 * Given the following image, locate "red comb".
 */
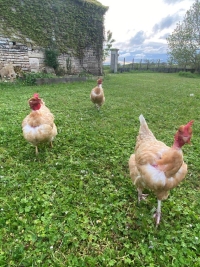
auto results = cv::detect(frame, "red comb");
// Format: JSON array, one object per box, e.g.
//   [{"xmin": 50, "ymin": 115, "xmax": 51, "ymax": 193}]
[
  {"xmin": 185, "ymin": 120, "xmax": 194, "ymax": 129},
  {"xmin": 33, "ymin": 93, "xmax": 39, "ymax": 98}
]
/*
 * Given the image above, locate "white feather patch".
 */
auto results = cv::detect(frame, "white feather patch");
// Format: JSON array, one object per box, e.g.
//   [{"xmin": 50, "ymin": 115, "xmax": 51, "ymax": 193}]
[
  {"xmin": 145, "ymin": 164, "xmax": 166, "ymax": 186},
  {"xmin": 23, "ymin": 124, "xmax": 40, "ymax": 134},
  {"xmin": 23, "ymin": 124, "xmax": 51, "ymax": 136}
]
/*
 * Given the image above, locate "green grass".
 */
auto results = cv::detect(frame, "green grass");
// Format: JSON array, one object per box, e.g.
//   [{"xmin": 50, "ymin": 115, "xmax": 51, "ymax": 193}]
[{"xmin": 0, "ymin": 73, "xmax": 199, "ymax": 266}]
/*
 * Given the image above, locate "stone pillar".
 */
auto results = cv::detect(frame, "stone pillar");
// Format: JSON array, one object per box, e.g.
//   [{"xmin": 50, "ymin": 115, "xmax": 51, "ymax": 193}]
[{"xmin": 110, "ymin": 48, "xmax": 119, "ymax": 73}]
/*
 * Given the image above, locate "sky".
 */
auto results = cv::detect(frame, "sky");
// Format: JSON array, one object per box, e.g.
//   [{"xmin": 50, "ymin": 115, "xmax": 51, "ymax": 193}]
[{"xmin": 98, "ymin": 0, "xmax": 195, "ymax": 64}]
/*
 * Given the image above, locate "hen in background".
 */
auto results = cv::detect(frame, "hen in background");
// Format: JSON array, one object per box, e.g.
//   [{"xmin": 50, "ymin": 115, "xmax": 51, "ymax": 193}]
[
  {"xmin": 22, "ymin": 93, "xmax": 57, "ymax": 155},
  {"xmin": 90, "ymin": 78, "xmax": 105, "ymax": 110},
  {"xmin": 129, "ymin": 114, "xmax": 194, "ymax": 226}
]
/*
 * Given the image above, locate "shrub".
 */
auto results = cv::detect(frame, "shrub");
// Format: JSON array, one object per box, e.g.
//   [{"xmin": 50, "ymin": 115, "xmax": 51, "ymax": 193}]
[
  {"xmin": 18, "ymin": 72, "xmax": 55, "ymax": 86},
  {"xmin": 66, "ymin": 57, "xmax": 72, "ymax": 74},
  {"xmin": 44, "ymin": 48, "xmax": 59, "ymax": 70},
  {"xmin": 178, "ymin": 71, "xmax": 195, "ymax": 78},
  {"xmin": 55, "ymin": 67, "xmax": 66, "ymax": 76}
]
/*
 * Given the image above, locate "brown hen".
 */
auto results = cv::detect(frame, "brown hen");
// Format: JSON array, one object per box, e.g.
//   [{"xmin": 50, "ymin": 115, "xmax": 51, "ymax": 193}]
[
  {"xmin": 90, "ymin": 78, "xmax": 105, "ymax": 110},
  {"xmin": 129, "ymin": 114, "xmax": 194, "ymax": 226},
  {"xmin": 22, "ymin": 93, "xmax": 57, "ymax": 155}
]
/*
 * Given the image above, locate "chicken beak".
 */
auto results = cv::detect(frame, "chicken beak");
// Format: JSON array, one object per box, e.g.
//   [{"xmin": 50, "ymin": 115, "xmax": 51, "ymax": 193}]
[{"xmin": 183, "ymin": 136, "xmax": 191, "ymax": 144}]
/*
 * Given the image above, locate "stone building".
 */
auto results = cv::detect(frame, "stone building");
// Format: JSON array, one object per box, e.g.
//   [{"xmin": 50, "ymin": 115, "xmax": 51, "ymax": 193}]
[
  {"xmin": 0, "ymin": 0, "xmax": 108, "ymax": 75},
  {"xmin": 0, "ymin": 37, "xmax": 104, "ymax": 74}
]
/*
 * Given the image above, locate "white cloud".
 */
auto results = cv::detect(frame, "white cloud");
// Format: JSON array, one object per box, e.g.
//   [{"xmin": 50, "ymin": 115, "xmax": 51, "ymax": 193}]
[
  {"xmin": 99, "ymin": 0, "xmax": 194, "ymax": 62},
  {"xmin": 134, "ymin": 53, "xmax": 146, "ymax": 59},
  {"xmin": 119, "ymin": 52, "xmax": 131, "ymax": 58}
]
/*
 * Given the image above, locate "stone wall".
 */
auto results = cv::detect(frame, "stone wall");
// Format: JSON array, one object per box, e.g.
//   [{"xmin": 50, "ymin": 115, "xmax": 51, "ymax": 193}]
[
  {"xmin": 0, "ymin": 38, "xmax": 102, "ymax": 75},
  {"xmin": 0, "ymin": 39, "xmax": 30, "ymax": 71}
]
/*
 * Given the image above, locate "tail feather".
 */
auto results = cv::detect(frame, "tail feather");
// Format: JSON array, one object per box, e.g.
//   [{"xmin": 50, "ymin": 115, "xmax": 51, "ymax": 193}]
[
  {"xmin": 138, "ymin": 114, "xmax": 155, "ymax": 139},
  {"xmin": 139, "ymin": 114, "xmax": 146, "ymax": 125}
]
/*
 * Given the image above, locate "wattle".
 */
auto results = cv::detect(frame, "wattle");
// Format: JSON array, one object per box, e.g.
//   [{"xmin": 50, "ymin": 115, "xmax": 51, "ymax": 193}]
[{"xmin": 31, "ymin": 104, "xmax": 41, "ymax": 111}]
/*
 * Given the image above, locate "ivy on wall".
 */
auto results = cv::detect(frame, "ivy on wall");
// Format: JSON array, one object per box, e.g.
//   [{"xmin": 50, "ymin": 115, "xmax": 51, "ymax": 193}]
[{"xmin": 0, "ymin": 0, "xmax": 108, "ymax": 60}]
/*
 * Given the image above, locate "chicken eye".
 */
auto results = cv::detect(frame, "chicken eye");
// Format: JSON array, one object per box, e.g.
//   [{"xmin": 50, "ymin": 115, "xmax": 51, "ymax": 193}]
[{"xmin": 178, "ymin": 126, "xmax": 184, "ymax": 133}]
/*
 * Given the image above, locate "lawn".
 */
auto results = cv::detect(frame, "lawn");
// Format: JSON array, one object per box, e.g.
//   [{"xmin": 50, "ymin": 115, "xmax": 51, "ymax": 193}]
[{"xmin": 0, "ymin": 72, "xmax": 199, "ymax": 266}]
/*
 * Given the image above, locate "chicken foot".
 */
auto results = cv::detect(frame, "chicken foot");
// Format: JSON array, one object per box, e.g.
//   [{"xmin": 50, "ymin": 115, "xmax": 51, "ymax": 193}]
[
  {"xmin": 137, "ymin": 188, "xmax": 148, "ymax": 202},
  {"xmin": 95, "ymin": 104, "xmax": 100, "ymax": 111},
  {"xmin": 153, "ymin": 199, "xmax": 162, "ymax": 226}
]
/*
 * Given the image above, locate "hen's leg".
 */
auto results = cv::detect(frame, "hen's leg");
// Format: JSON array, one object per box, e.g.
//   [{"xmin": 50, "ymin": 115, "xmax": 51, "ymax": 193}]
[
  {"xmin": 137, "ymin": 188, "xmax": 148, "ymax": 202},
  {"xmin": 154, "ymin": 200, "xmax": 162, "ymax": 226},
  {"xmin": 35, "ymin": 146, "xmax": 38, "ymax": 155}
]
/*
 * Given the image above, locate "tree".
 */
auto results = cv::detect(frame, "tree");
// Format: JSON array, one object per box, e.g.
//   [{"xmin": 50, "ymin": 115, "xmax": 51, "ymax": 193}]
[
  {"xmin": 167, "ymin": 0, "xmax": 200, "ymax": 71},
  {"xmin": 103, "ymin": 30, "xmax": 115, "ymax": 61}
]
